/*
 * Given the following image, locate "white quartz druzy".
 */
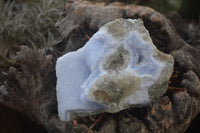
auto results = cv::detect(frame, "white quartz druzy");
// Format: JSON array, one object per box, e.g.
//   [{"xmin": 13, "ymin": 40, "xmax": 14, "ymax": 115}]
[{"xmin": 56, "ymin": 18, "xmax": 174, "ymax": 121}]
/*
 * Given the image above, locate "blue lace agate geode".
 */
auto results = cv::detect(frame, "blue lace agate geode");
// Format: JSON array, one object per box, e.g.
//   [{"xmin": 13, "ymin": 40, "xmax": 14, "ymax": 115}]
[{"xmin": 56, "ymin": 18, "xmax": 174, "ymax": 121}]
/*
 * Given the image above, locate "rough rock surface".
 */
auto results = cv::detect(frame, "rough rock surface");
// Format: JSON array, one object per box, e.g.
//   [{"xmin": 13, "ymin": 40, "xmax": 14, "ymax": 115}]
[
  {"xmin": 0, "ymin": 0, "xmax": 200, "ymax": 133},
  {"xmin": 0, "ymin": 46, "xmax": 66, "ymax": 132},
  {"xmin": 56, "ymin": 0, "xmax": 184, "ymax": 53},
  {"xmin": 167, "ymin": 12, "xmax": 200, "ymax": 51},
  {"xmin": 56, "ymin": 18, "xmax": 174, "ymax": 121}
]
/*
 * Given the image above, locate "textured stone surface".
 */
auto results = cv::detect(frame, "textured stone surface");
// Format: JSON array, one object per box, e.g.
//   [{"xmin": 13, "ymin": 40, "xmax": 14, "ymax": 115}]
[
  {"xmin": 168, "ymin": 12, "xmax": 200, "ymax": 51},
  {"xmin": 99, "ymin": 118, "xmax": 117, "ymax": 133},
  {"xmin": 56, "ymin": 18, "xmax": 174, "ymax": 121},
  {"xmin": 119, "ymin": 115, "xmax": 148, "ymax": 133},
  {"xmin": 146, "ymin": 96, "xmax": 174, "ymax": 132},
  {"xmin": 181, "ymin": 70, "xmax": 200, "ymax": 98},
  {"xmin": 0, "ymin": 46, "xmax": 67, "ymax": 132},
  {"xmin": 54, "ymin": 0, "xmax": 200, "ymax": 131},
  {"xmin": 56, "ymin": 0, "xmax": 185, "ymax": 53},
  {"xmin": 171, "ymin": 44, "xmax": 200, "ymax": 77}
]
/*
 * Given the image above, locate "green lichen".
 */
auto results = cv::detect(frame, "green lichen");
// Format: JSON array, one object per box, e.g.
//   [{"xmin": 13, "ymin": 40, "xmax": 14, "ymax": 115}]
[{"xmin": 0, "ymin": 0, "xmax": 65, "ymax": 59}]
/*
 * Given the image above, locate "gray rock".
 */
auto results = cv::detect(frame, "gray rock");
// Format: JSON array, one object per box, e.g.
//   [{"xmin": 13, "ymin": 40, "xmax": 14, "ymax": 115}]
[
  {"xmin": 181, "ymin": 70, "xmax": 200, "ymax": 98},
  {"xmin": 171, "ymin": 44, "xmax": 200, "ymax": 77}
]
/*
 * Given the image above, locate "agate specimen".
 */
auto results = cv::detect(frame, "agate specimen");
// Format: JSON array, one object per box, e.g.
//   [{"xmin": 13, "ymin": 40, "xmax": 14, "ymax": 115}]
[{"xmin": 56, "ymin": 19, "xmax": 174, "ymax": 121}]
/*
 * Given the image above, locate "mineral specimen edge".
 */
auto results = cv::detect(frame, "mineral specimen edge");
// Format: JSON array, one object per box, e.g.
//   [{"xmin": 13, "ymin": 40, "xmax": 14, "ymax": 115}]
[{"xmin": 56, "ymin": 18, "xmax": 174, "ymax": 121}]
